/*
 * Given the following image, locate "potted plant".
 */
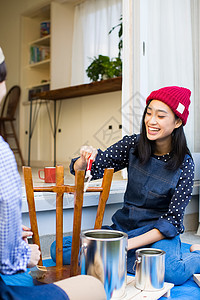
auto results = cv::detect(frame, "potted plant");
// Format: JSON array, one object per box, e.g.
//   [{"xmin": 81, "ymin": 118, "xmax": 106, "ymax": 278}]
[
  {"xmin": 86, "ymin": 55, "xmax": 122, "ymax": 81},
  {"xmin": 86, "ymin": 16, "xmax": 123, "ymax": 82}
]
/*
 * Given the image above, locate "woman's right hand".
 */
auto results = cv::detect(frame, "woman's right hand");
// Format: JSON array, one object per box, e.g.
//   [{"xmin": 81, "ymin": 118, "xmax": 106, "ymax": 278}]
[
  {"xmin": 27, "ymin": 244, "xmax": 41, "ymax": 268},
  {"xmin": 74, "ymin": 145, "xmax": 97, "ymax": 171}
]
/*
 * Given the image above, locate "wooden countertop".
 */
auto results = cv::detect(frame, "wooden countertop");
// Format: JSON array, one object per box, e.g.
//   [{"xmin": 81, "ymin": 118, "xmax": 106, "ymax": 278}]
[{"xmin": 33, "ymin": 76, "xmax": 122, "ymax": 101}]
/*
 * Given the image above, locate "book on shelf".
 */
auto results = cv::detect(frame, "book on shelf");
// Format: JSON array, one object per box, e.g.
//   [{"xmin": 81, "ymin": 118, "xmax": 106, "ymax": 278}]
[
  {"xmin": 40, "ymin": 21, "xmax": 50, "ymax": 37},
  {"xmin": 30, "ymin": 46, "xmax": 50, "ymax": 64}
]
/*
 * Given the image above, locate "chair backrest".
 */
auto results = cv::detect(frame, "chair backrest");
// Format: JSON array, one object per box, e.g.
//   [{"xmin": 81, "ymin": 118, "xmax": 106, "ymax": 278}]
[
  {"xmin": 1, "ymin": 85, "xmax": 21, "ymax": 118},
  {"xmin": 23, "ymin": 166, "xmax": 114, "ymax": 277}
]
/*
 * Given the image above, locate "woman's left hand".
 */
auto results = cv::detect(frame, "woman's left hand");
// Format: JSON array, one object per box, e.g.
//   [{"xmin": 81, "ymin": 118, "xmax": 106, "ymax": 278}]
[{"xmin": 22, "ymin": 225, "xmax": 33, "ymax": 243}]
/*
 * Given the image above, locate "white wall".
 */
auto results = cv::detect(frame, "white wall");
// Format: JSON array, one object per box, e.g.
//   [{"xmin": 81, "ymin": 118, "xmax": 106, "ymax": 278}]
[
  {"xmin": 0, "ymin": 0, "xmax": 122, "ymax": 166},
  {"xmin": 0, "ymin": 0, "xmax": 50, "ymax": 89}
]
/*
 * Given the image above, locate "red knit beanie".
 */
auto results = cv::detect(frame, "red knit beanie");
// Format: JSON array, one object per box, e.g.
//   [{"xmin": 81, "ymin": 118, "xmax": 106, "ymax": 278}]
[{"xmin": 146, "ymin": 86, "xmax": 191, "ymax": 125}]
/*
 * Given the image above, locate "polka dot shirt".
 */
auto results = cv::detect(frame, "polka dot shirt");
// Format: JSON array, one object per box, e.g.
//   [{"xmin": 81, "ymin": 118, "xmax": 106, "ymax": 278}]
[{"xmin": 70, "ymin": 134, "xmax": 195, "ymax": 235}]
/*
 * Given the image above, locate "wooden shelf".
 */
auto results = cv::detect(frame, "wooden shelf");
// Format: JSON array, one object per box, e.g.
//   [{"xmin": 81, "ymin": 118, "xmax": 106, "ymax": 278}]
[
  {"xmin": 29, "ymin": 59, "xmax": 50, "ymax": 68},
  {"xmin": 29, "ymin": 35, "xmax": 51, "ymax": 46},
  {"xmin": 33, "ymin": 76, "xmax": 122, "ymax": 101}
]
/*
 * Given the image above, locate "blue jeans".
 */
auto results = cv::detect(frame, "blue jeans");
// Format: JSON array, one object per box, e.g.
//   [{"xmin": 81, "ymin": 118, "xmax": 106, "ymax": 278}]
[
  {"xmin": 51, "ymin": 234, "xmax": 200, "ymax": 286},
  {"xmin": 151, "ymin": 236, "xmax": 200, "ymax": 285},
  {"xmin": 126, "ymin": 224, "xmax": 200, "ymax": 285}
]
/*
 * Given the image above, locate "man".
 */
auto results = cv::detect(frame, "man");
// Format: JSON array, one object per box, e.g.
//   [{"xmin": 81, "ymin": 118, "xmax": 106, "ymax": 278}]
[{"xmin": 0, "ymin": 46, "xmax": 106, "ymax": 300}]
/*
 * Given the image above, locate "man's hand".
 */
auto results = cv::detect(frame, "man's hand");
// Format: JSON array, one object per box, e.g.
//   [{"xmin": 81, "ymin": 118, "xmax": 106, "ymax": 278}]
[
  {"xmin": 22, "ymin": 225, "xmax": 33, "ymax": 243},
  {"xmin": 27, "ymin": 244, "xmax": 41, "ymax": 268}
]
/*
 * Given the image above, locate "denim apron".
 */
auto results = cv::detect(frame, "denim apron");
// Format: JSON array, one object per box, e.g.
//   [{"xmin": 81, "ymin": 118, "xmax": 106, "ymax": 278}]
[{"xmin": 109, "ymin": 149, "xmax": 182, "ymax": 273}]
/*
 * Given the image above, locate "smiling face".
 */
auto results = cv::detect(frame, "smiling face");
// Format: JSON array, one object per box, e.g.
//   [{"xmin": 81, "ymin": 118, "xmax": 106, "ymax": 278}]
[{"xmin": 145, "ymin": 100, "xmax": 182, "ymax": 146}]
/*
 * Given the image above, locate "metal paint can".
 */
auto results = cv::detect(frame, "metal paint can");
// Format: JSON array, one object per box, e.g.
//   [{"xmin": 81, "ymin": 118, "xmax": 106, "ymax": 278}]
[
  {"xmin": 135, "ymin": 248, "xmax": 166, "ymax": 291},
  {"xmin": 80, "ymin": 229, "xmax": 128, "ymax": 300}
]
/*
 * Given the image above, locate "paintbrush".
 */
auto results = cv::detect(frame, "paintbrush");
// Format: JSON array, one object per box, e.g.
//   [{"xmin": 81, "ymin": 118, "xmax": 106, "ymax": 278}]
[{"xmin": 84, "ymin": 155, "xmax": 94, "ymax": 192}]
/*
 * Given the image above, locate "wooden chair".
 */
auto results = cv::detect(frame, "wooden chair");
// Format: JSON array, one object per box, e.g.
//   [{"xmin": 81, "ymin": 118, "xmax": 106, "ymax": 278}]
[
  {"xmin": 23, "ymin": 166, "xmax": 114, "ymax": 284},
  {"xmin": 0, "ymin": 85, "xmax": 24, "ymax": 165}
]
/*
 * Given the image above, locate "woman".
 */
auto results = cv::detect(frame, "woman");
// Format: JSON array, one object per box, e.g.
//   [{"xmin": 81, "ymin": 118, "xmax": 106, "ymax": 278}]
[
  {"xmin": 68, "ymin": 85, "xmax": 200, "ymax": 285},
  {"xmin": 0, "ymin": 47, "xmax": 106, "ymax": 300}
]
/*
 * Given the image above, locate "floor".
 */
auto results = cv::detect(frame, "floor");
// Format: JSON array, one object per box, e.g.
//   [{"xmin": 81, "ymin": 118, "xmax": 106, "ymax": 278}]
[{"xmin": 181, "ymin": 231, "xmax": 200, "ymax": 245}]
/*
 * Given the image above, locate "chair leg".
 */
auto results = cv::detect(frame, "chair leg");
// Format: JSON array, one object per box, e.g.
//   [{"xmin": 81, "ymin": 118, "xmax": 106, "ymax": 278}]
[
  {"xmin": 70, "ymin": 170, "xmax": 85, "ymax": 277},
  {"xmin": 11, "ymin": 121, "xmax": 25, "ymax": 166},
  {"xmin": 23, "ymin": 166, "xmax": 43, "ymax": 266},
  {"xmin": 0, "ymin": 121, "xmax": 8, "ymax": 142},
  {"xmin": 55, "ymin": 166, "xmax": 64, "ymax": 269},
  {"xmin": 94, "ymin": 168, "xmax": 114, "ymax": 229}
]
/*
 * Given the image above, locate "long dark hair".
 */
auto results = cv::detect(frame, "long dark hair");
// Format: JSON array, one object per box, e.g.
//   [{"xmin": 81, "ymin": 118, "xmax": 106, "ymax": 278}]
[
  {"xmin": 0, "ymin": 61, "xmax": 7, "ymax": 83},
  {"xmin": 134, "ymin": 100, "xmax": 191, "ymax": 170}
]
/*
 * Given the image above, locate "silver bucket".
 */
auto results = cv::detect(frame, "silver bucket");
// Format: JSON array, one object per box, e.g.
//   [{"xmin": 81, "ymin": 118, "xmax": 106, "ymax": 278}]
[
  {"xmin": 80, "ymin": 229, "xmax": 128, "ymax": 300},
  {"xmin": 135, "ymin": 248, "xmax": 166, "ymax": 291}
]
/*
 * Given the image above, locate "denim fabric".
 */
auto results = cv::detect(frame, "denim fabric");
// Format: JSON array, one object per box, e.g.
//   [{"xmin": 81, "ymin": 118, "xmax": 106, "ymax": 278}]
[
  {"xmin": 112, "ymin": 152, "xmax": 182, "ymax": 236},
  {"xmin": 151, "ymin": 237, "xmax": 200, "ymax": 285},
  {"xmin": 103, "ymin": 224, "xmax": 200, "ymax": 285},
  {"xmin": 124, "ymin": 149, "xmax": 182, "ymax": 208},
  {"xmin": 50, "ymin": 236, "xmax": 72, "ymax": 265}
]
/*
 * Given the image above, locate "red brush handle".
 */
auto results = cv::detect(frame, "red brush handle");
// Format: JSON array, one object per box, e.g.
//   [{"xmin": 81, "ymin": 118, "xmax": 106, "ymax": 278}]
[{"xmin": 86, "ymin": 155, "xmax": 94, "ymax": 171}]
